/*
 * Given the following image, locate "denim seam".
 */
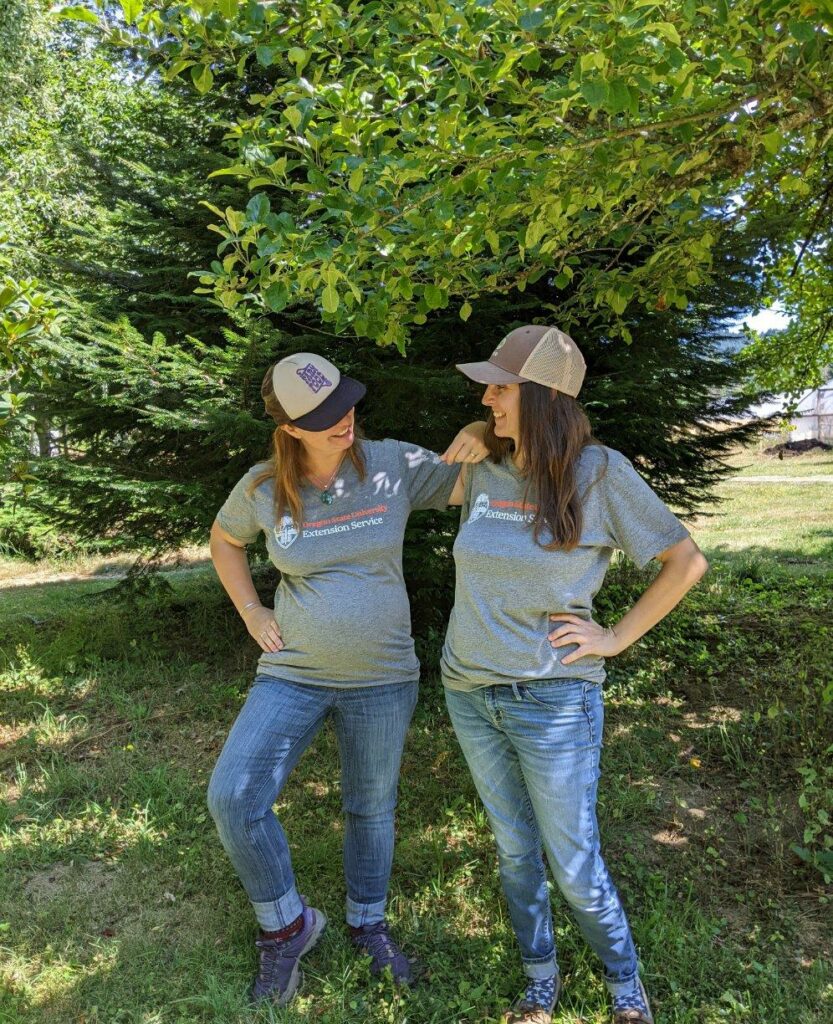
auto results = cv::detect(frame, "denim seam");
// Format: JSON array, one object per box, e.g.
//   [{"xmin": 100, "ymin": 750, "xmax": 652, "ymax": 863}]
[
  {"xmin": 518, "ymin": 765, "xmax": 554, "ymax": 957},
  {"xmin": 582, "ymin": 683, "xmax": 595, "ymax": 747}
]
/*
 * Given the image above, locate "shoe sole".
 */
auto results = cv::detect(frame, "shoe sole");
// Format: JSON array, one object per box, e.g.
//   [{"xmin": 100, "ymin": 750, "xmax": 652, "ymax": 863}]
[{"xmin": 275, "ymin": 909, "xmax": 328, "ymax": 1007}]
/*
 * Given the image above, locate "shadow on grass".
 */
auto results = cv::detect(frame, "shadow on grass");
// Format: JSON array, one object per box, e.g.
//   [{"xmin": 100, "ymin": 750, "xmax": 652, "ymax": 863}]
[
  {"xmin": 2, "ymin": 567, "xmax": 832, "ymax": 1022},
  {"xmin": 3, "ymin": 684, "xmax": 832, "ymax": 1023}
]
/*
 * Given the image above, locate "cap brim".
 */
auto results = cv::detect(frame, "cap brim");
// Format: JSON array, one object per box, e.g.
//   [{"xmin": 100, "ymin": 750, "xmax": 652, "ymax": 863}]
[
  {"xmin": 455, "ymin": 360, "xmax": 527, "ymax": 385},
  {"xmin": 291, "ymin": 376, "xmax": 366, "ymax": 431}
]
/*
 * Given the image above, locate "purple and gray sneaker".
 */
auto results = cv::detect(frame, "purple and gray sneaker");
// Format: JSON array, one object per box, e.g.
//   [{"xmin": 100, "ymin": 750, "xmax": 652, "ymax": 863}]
[
  {"xmin": 350, "ymin": 920, "xmax": 421, "ymax": 984},
  {"xmin": 250, "ymin": 902, "xmax": 327, "ymax": 1005}
]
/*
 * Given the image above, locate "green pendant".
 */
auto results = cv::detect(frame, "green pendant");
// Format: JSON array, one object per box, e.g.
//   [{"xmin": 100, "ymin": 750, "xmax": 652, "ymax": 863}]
[{"xmin": 320, "ymin": 490, "xmax": 335, "ymax": 505}]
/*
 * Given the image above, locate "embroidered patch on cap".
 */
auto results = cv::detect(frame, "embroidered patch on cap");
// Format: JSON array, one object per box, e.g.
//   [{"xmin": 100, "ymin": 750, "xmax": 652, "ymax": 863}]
[{"xmin": 296, "ymin": 363, "xmax": 332, "ymax": 393}]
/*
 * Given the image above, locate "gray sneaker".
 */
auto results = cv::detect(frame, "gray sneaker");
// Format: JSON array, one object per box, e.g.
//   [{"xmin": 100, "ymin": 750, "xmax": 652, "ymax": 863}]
[{"xmin": 250, "ymin": 902, "xmax": 327, "ymax": 1004}]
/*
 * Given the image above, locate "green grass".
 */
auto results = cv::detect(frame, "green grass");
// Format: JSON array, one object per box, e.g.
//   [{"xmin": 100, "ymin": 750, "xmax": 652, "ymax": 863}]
[
  {"xmin": 1, "ymin": 452, "xmax": 832, "ymax": 1023},
  {"xmin": 723, "ymin": 444, "xmax": 833, "ymax": 478},
  {"xmin": 689, "ymin": 447, "xmax": 833, "ymax": 574}
]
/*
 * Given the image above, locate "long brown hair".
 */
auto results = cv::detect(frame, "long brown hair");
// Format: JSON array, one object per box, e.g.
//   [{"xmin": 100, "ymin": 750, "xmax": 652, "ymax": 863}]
[
  {"xmin": 250, "ymin": 365, "xmax": 366, "ymax": 526},
  {"xmin": 484, "ymin": 382, "xmax": 603, "ymax": 550}
]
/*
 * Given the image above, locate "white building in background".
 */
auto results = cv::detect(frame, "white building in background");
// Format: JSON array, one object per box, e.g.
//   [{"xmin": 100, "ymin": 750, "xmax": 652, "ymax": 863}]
[{"xmin": 747, "ymin": 386, "xmax": 833, "ymax": 442}]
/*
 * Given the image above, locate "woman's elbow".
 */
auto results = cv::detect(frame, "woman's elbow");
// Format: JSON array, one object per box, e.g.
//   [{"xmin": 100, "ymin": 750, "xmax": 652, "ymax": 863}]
[
  {"xmin": 662, "ymin": 539, "xmax": 708, "ymax": 586},
  {"xmin": 689, "ymin": 549, "xmax": 709, "ymax": 583}
]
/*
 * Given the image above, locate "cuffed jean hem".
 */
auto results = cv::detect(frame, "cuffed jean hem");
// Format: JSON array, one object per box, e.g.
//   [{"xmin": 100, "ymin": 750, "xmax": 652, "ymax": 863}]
[
  {"xmin": 604, "ymin": 969, "xmax": 642, "ymax": 998},
  {"xmin": 522, "ymin": 956, "xmax": 558, "ymax": 980},
  {"xmin": 251, "ymin": 886, "xmax": 304, "ymax": 931},
  {"xmin": 346, "ymin": 895, "xmax": 386, "ymax": 928}
]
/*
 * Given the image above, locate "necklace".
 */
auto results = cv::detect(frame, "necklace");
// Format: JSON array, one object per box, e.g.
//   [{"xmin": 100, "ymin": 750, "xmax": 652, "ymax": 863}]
[{"xmin": 306, "ymin": 457, "xmax": 344, "ymax": 505}]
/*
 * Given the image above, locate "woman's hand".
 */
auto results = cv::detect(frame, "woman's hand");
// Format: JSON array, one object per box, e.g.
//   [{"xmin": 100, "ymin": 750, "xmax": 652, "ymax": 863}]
[
  {"xmin": 439, "ymin": 421, "xmax": 489, "ymax": 464},
  {"xmin": 242, "ymin": 605, "xmax": 284, "ymax": 653},
  {"xmin": 548, "ymin": 613, "xmax": 622, "ymax": 665}
]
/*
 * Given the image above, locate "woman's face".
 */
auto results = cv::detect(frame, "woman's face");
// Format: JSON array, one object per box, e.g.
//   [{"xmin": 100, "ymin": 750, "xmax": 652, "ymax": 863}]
[
  {"xmin": 282, "ymin": 407, "xmax": 356, "ymax": 457},
  {"xmin": 482, "ymin": 383, "xmax": 521, "ymax": 445}
]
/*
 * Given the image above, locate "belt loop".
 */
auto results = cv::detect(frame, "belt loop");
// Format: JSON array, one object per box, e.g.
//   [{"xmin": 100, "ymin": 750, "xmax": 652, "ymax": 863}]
[{"xmin": 511, "ymin": 681, "xmax": 522, "ymax": 701}]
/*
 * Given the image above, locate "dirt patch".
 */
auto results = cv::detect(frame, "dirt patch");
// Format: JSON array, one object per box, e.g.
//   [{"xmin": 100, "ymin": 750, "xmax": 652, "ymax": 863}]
[
  {"xmin": 763, "ymin": 439, "xmax": 832, "ymax": 457},
  {"xmin": 24, "ymin": 860, "xmax": 116, "ymax": 902}
]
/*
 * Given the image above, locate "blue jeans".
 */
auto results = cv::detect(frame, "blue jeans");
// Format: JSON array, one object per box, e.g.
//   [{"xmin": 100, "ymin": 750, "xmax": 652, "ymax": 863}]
[
  {"xmin": 444, "ymin": 680, "xmax": 640, "ymax": 998},
  {"xmin": 208, "ymin": 676, "xmax": 418, "ymax": 931}
]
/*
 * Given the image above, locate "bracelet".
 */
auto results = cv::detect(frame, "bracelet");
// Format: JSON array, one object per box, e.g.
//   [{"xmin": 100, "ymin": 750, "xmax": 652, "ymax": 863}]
[{"xmin": 241, "ymin": 600, "xmax": 260, "ymax": 614}]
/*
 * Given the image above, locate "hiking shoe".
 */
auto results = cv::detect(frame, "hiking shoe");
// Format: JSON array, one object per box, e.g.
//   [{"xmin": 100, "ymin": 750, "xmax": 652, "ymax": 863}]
[
  {"xmin": 249, "ymin": 902, "xmax": 327, "ymax": 1004},
  {"xmin": 350, "ymin": 920, "xmax": 420, "ymax": 984},
  {"xmin": 612, "ymin": 976, "xmax": 654, "ymax": 1024},
  {"xmin": 503, "ymin": 973, "xmax": 562, "ymax": 1024}
]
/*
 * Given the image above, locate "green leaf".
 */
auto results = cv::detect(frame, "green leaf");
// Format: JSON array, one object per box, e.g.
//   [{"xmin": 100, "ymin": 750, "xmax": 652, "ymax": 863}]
[
  {"xmin": 761, "ymin": 131, "xmax": 784, "ymax": 156},
  {"xmin": 789, "ymin": 21, "xmax": 816, "ymax": 44},
  {"xmin": 580, "ymin": 79, "xmax": 609, "ymax": 109},
  {"xmin": 519, "ymin": 8, "xmax": 545, "ymax": 31},
  {"xmin": 208, "ymin": 165, "xmax": 250, "ymax": 178},
  {"xmin": 191, "ymin": 64, "xmax": 214, "ymax": 95},
  {"xmin": 284, "ymin": 107, "xmax": 303, "ymax": 132},
  {"xmin": 424, "ymin": 283, "xmax": 445, "ymax": 309},
  {"xmin": 264, "ymin": 282, "xmax": 289, "ymax": 311},
  {"xmin": 256, "ymin": 45, "xmax": 277, "ymax": 67},
  {"xmin": 606, "ymin": 79, "xmax": 631, "ymax": 115},
  {"xmin": 521, "ymin": 50, "xmax": 542, "ymax": 71},
  {"xmin": 648, "ymin": 22, "xmax": 682, "ymax": 46},
  {"xmin": 119, "ymin": 0, "xmax": 143, "ymax": 25},
  {"xmin": 225, "ymin": 208, "xmax": 244, "ymax": 234},
  {"xmin": 460, "ymin": 301, "xmax": 473, "ymax": 322},
  {"xmin": 322, "ymin": 285, "xmax": 340, "ymax": 313},
  {"xmin": 217, "ymin": 0, "xmax": 238, "ymax": 18},
  {"xmin": 525, "ymin": 220, "xmax": 546, "ymax": 248},
  {"xmin": 288, "ymin": 47, "xmax": 308, "ymax": 69},
  {"xmin": 246, "ymin": 194, "xmax": 270, "ymax": 222},
  {"xmin": 57, "ymin": 6, "xmax": 99, "ymax": 24},
  {"xmin": 348, "ymin": 167, "xmax": 364, "ymax": 192}
]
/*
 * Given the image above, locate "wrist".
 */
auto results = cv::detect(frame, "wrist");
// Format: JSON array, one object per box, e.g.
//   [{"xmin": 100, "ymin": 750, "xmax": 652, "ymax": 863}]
[
  {"xmin": 606, "ymin": 624, "xmax": 625, "ymax": 654},
  {"xmin": 240, "ymin": 600, "xmax": 261, "ymax": 618}
]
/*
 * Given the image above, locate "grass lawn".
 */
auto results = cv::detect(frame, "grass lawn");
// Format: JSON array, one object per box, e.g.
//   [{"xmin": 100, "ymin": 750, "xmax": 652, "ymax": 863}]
[
  {"xmin": 688, "ymin": 447, "xmax": 833, "ymax": 574},
  {"xmin": 1, "ymin": 449, "xmax": 831, "ymax": 1023}
]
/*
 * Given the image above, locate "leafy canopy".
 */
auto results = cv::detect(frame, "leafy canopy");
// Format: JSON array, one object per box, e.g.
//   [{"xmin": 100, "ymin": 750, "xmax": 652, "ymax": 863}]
[{"xmin": 80, "ymin": 0, "xmax": 833, "ymax": 351}]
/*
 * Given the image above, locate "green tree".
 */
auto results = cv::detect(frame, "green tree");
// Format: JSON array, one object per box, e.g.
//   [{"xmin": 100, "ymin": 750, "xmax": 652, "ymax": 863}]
[{"xmin": 100, "ymin": 0, "xmax": 833, "ymax": 357}]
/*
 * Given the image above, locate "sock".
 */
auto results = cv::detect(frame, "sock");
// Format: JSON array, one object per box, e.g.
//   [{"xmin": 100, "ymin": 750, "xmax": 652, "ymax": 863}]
[
  {"xmin": 524, "ymin": 975, "xmax": 558, "ymax": 1008},
  {"xmin": 260, "ymin": 913, "xmax": 304, "ymax": 942}
]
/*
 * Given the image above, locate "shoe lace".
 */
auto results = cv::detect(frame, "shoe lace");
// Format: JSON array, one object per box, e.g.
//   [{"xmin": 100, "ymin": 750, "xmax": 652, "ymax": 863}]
[
  {"xmin": 255, "ymin": 935, "xmax": 295, "ymax": 983},
  {"xmin": 355, "ymin": 922, "xmax": 404, "ymax": 966}
]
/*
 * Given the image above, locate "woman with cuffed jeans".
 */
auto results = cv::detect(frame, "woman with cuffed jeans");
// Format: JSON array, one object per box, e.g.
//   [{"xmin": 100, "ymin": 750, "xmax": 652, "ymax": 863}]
[
  {"xmin": 442, "ymin": 325, "xmax": 708, "ymax": 1024},
  {"xmin": 208, "ymin": 352, "xmax": 485, "ymax": 1005}
]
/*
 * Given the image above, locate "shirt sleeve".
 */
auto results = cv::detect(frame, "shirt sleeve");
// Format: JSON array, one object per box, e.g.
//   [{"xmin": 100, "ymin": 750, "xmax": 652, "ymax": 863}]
[
  {"xmin": 215, "ymin": 470, "xmax": 262, "ymax": 545},
  {"xmin": 602, "ymin": 454, "xmax": 690, "ymax": 569},
  {"xmin": 392, "ymin": 440, "xmax": 461, "ymax": 511}
]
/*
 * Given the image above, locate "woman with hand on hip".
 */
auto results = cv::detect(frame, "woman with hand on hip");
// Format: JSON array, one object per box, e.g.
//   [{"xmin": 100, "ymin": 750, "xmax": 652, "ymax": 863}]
[
  {"xmin": 208, "ymin": 352, "xmax": 484, "ymax": 1005},
  {"xmin": 441, "ymin": 326, "xmax": 708, "ymax": 1024}
]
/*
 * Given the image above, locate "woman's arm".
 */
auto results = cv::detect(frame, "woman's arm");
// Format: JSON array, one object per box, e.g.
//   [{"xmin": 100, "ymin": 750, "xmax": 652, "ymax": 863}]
[
  {"xmin": 548, "ymin": 537, "xmax": 708, "ymax": 665},
  {"xmin": 209, "ymin": 521, "xmax": 283, "ymax": 653},
  {"xmin": 439, "ymin": 420, "xmax": 488, "ymax": 505},
  {"xmin": 439, "ymin": 420, "xmax": 488, "ymax": 465}
]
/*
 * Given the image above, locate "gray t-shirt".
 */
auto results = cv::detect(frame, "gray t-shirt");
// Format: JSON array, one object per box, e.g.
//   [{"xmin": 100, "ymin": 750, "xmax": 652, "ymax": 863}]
[
  {"xmin": 217, "ymin": 439, "xmax": 459, "ymax": 687},
  {"xmin": 441, "ymin": 445, "xmax": 690, "ymax": 689}
]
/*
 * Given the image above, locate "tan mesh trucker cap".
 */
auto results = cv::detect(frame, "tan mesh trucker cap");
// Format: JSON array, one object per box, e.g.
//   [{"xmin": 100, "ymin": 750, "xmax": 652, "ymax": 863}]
[
  {"xmin": 456, "ymin": 325, "xmax": 586, "ymax": 397},
  {"xmin": 271, "ymin": 352, "xmax": 366, "ymax": 430}
]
